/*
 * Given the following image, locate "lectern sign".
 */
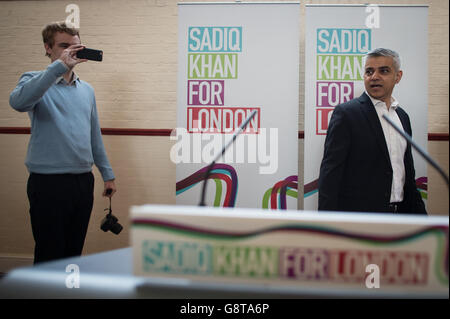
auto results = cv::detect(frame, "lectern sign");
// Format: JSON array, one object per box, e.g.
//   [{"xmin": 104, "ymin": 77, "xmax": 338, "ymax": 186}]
[{"xmin": 131, "ymin": 205, "xmax": 448, "ymax": 297}]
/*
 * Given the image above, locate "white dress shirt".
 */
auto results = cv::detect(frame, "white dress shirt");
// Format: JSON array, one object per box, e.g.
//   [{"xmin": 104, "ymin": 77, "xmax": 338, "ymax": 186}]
[{"xmin": 367, "ymin": 92, "xmax": 407, "ymax": 203}]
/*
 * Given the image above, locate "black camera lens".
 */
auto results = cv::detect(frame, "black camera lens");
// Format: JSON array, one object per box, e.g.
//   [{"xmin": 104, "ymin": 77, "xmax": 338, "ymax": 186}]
[
  {"xmin": 101, "ymin": 214, "xmax": 123, "ymax": 235},
  {"xmin": 110, "ymin": 220, "xmax": 123, "ymax": 235}
]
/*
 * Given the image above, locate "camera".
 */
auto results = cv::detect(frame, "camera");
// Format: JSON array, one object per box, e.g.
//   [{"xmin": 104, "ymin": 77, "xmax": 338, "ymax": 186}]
[
  {"xmin": 100, "ymin": 213, "xmax": 123, "ymax": 235},
  {"xmin": 100, "ymin": 188, "xmax": 122, "ymax": 235}
]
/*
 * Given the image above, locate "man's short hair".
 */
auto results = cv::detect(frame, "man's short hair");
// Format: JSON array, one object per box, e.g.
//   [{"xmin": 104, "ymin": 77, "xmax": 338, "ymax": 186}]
[
  {"xmin": 366, "ymin": 48, "xmax": 401, "ymax": 71},
  {"xmin": 42, "ymin": 21, "xmax": 80, "ymax": 57}
]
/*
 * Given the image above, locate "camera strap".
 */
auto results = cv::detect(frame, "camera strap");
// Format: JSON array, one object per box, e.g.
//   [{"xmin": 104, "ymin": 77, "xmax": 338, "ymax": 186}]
[{"xmin": 104, "ymin": 196, "xmax": 112, "ymax": 216}]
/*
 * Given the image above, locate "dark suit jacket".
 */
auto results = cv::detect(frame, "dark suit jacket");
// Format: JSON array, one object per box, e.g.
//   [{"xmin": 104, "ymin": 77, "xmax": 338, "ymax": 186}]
[{"xmin": 318, "ymin": 92, "xmax": 427, "ymax": 215}]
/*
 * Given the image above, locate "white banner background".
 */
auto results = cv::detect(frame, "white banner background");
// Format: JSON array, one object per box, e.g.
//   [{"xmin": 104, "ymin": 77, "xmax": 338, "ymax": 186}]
[
  {"xmin": 176, "ymin": 2, "xmax": 300, "ymax": 209},
  {"xmin": 304, "ymin": 5, "xmax": 428, "ymax": 210}
]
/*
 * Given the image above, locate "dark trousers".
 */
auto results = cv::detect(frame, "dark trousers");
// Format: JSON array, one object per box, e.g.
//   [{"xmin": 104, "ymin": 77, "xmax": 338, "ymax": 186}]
[{"xmin": 27, "ymin": 172, "xmax": 94, "ymax": 264}]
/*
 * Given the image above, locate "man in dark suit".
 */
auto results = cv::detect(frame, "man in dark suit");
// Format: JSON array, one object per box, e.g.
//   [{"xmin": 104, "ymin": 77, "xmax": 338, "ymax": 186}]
[{"xmin": 318, "ymin": 48, "xmax": 426, "ymax": 214}]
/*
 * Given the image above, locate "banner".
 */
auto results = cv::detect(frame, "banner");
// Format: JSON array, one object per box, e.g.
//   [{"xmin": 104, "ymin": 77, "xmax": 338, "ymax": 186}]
[
  {"xmin": 131, "ymin": 205, "xmax": 448, "ymax": 297},
  {"xmin": 175, "ymin": 2, "xmax": 300, "ymax": 209},
  {"xmin": 304, "ymin": 5, "xmax": 428, "ymax": 210}
]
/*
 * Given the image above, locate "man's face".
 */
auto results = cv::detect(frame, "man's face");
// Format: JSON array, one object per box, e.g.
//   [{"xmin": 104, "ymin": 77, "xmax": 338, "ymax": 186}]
[
  {"xmin": 364, "ymin": 56, "xmax": 403, "ymax": 103},
  {"xmin": 45, "ymin": 32, "xmax": 81, "ymax": 62}
]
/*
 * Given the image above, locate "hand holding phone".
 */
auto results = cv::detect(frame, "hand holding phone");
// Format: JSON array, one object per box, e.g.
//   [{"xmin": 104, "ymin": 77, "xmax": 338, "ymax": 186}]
[
  {"xmin": 76, "ymin": 48, "xmax": 103, "ymax": 62},
  {"xmin": 59, "ymin": 44, "xmax": 87, "ymax": 68}
]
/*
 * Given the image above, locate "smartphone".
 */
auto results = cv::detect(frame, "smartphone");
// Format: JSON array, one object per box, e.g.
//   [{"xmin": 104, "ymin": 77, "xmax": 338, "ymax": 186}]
[{"xmin": 76, "ymin": 48, "xmax": 103, "ymax": 62}]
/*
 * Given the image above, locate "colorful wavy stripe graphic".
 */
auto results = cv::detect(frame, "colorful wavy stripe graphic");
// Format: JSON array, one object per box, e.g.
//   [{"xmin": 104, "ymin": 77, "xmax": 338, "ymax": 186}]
[
  {"xmin": 416, "ymin": 177, "xmax": 428, "ymax": 200},
  {"xmin": 132, "ymin": 218, "xmax": 449, "ymax": 285},
  {"xmin": 176, "ymin": 164, "xmax": 238, "ymax": 207},
  {"xmin": 304, "ymin": 177, "xmax": 428, "ymax": 199},
  {"xmin": 304, "ymin": 179, "xmax": 318, "ymax": 198},
  {"xmin": 262, "ymin": 176, "xmax": 298, "ymax": 209}
]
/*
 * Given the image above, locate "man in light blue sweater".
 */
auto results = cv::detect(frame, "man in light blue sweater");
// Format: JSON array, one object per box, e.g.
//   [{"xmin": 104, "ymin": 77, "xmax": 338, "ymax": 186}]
[{"xmin": 9, "ymin": 22, "xmax": 117, "ymax": 263}]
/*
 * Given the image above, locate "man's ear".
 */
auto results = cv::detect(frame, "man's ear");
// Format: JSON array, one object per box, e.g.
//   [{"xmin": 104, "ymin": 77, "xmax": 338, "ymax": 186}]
[
  {"xmin": 395, "ymin": 70, "xmax": 403, "ymax": 84},
  {"xmin": 44, "ymin": 43, "xmax": 52, "ymax": 57}
]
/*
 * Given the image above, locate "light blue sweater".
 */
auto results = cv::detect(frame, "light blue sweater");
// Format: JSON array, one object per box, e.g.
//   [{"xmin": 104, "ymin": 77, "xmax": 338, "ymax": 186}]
[{"xmin": 9, "ymin": 60, "xmax": 115, "ymax": 181}]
